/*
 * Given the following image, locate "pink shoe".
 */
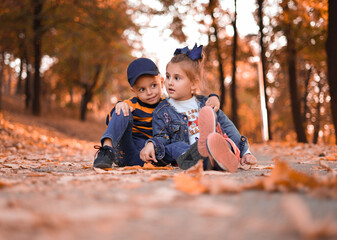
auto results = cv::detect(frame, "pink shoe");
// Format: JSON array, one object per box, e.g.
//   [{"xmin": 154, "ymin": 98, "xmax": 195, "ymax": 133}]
[
  {"xmin": 206, "ymin": 132, "xmax": 239, "ymax": 173},
  {"xmin": 198, "ymin": 106, "xmax": 217, "ymax": 157}
]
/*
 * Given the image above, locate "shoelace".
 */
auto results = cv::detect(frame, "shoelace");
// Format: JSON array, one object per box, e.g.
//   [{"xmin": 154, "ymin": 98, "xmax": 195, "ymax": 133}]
[
  {"xmin": 94, "ymin": 145, "xmax": 115, "ymax": 160},
  {"xmin": 94, "ymin": 145, "xmax": 106, "ymax": 159}
]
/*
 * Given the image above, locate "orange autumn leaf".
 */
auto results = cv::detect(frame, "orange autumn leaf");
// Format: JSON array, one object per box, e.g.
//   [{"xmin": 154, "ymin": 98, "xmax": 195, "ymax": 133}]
[
  {"xmin": 0, "ymin": 180, "xmax": 7, "ymax": 189},
  {"xmin": 123, "ymin": 166, "xmax": 142, "ymax": 170},
  {"xmin": 245, "ymin": 158, "xmax": 336, "ymax": 192},
  {"xmin": 123, "ymin": 163, "xmax": 174, "ymax": 171},
  {"xmin": 325, "ymin": 155, "xmax": 337, "ymax": 161},
  {"xmin": 173, "ymin": 160, "xmax": 207, "ymax": 195},
  {"xmin": 173, "ymin": 173, "xmax": 208, "ymax": 195},
  {"xmin": 184, "ymin": 160, "xmax": 204, "ymax": 180},
  {"xmin": 283, "ymin": 195, "xmax": 337, "ymax": 239},
  {"xmin": 148, "ymin": 174, "xmax": 171, "ymax": 181},
  {"xmin": 319, "ymin": 160, "xmax": 332, "ymax": 172},
  {"xmin": 142, "ymin": 162, "xmax": 174, "ymax": 170},
  {"xmin": 202, "ymin": 178, "xmax": 242, "ymax": 194}
]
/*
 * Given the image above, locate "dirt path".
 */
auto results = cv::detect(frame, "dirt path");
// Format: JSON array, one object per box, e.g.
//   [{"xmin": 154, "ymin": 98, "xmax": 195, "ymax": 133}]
[{"xmin": 1, "ymin": 109, "xmax": 337, "ymax": 240}]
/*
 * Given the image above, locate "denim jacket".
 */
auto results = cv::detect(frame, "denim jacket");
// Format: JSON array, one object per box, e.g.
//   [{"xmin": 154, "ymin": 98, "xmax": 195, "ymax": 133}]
[{"xmin": 148, "ymin": 95, "xmax": 249, "ymax": 160}]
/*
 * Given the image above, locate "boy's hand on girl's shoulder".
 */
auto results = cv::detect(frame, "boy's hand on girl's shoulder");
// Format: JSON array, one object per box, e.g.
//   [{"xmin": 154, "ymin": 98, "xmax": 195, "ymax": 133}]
[
  {"xmin": 206, "ymin": 96, "xmax": 220, "ymax": 112},
  {"xmin": 115, "ymin": 102, "xmax": 134, "ymax": 116},
  {"xmin": 140, "ymin": 142, "xmax": 158, "ymax": 163},
  {"xmin": 240, "ymin": 153, "xmax": 257, "ymax": 166}
]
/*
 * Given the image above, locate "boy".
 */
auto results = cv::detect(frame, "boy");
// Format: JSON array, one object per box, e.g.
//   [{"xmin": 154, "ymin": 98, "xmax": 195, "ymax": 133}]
[{"xmin": 93, "ymin": 58, "xmax": 220, "ymax": 169}]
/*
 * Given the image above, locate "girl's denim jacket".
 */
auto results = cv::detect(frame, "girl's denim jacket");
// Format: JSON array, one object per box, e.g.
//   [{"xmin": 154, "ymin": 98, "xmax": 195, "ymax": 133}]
[{"xmin": 148, "ymin": 95, "xmax": 249, "ymax": 160}]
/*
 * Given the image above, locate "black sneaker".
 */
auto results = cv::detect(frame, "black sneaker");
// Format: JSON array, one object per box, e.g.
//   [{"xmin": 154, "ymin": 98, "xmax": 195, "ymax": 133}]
[
  {"xmin": 176, "ymin": 142, "xmax": 210, "ymax": 170},
  {"xmin": 93, "ymin": 145, "xmax": 115, "ymax": 168}
]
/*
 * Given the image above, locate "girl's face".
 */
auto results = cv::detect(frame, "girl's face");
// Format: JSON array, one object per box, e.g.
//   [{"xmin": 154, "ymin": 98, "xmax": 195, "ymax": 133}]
[{"xmin": 165, "ymin": 62, "xmax": 196, "ymax": 101}]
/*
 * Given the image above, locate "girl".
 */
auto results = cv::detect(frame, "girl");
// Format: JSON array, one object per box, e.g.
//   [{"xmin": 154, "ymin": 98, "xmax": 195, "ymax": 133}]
[{"xmin": 140, "ymin": 44, "xmax": 256, "ymax": 172}]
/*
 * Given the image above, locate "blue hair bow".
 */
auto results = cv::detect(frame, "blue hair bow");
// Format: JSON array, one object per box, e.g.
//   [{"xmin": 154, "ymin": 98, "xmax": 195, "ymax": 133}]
[{"xmin": 174, "ymin": 43, "xmax": 203, "ymax": 60}]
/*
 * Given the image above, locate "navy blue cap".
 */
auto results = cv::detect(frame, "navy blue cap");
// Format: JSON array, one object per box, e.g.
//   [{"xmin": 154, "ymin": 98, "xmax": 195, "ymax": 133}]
[{"xmin": 127, "ymin": 58, "xmax": 159, "ymax": 87}]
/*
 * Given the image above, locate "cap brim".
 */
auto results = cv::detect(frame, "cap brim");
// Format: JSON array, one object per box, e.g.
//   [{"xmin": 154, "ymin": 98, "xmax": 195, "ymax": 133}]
[{"xmin": 131, "ymin": 70, "xmax": 159, "ymax": 86}]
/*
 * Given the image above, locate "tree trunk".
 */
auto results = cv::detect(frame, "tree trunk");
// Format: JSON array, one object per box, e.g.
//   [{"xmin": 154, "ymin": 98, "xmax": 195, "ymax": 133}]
[
  {"xmin": 213, "ymin": 23, "xmax": 226, "ymax": 109},
  {"xmin": 16, "ymin": 57, "xmax": 24, "ymax": 95},
  {"xmin": 24, "ymin": 52, "xmax": 31, "ymax": 109},
  {"xmin": 0, "ymin": 51, "xmax": 4, "ymax": 111},
  {"xmin": 80, "ymin": 91, "xmax": 91, "ymax": 121},
  {"xmin": 32, "ymin": 0, "xmax": 44, "ymax": 116},
  {"xmin": 231, "ymin": 0, "xmax": 239, "ymax": 129},
  {"xmin": 257, "ymin": 0, "xmax": 272, "ymax": 140},
  {"xmin": 285, "ymin": 30, "xmax": 308, "ymax": 143},
  {"xmin": 312, "ymin": 81, "xmax": 322, "ymax": 144},
  {"xmin": 301, "ymin": 66, "xmax": 312, "ymax": 124},
  {"xmin": 208, "ymin": 0, "xmax": 226, "ymax": 109},
  {"xmin": 16, "ymin": 33, "xmax": 26, "ymax": 95},
  {"xmin": 80, "ymin": 65, "xmax": 102, "ymax": 121},
  {"xmin": 7, "ymin": 63, "xmax": 12, "ymax": 94},
  {"xmin": 326, "ymin": 0, "xmax": 337, "ymax": 143}
]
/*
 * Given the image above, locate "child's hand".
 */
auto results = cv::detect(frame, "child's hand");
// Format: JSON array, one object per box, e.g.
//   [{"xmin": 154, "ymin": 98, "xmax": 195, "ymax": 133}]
[
  {"xmin": 115, "ymin": 102, "xmax": 134, "ymax": 116},
  {"xmin": 240, "ymin": 153, "xmax": 257, "ymax": 166},
  {"xmin": 206, "ymin": 96, "xmax": 220, "ymax": 112},
  {"xmin": 140, "ymin": 142, "xmax": 158, "ymax": 163}
]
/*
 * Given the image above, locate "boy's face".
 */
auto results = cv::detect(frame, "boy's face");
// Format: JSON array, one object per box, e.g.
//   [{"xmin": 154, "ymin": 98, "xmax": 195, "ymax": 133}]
[{"xmin": 131, "ymin": 75, "xmax": 163, "ymax": 105}]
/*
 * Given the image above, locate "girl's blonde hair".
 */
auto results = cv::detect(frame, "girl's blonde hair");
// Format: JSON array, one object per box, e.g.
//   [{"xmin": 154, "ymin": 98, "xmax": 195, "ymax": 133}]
[{"xmin": 168, "ymin": 52, "xmax": 205, "ymax": 90}]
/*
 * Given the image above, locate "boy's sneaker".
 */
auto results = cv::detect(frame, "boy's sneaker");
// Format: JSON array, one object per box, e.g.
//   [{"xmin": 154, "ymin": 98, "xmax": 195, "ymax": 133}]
[
  {"xmin": 176, "ymin": 142, "xmax": 209, "ymax": 170},
  {"xmin": 198, "ymin": 106, "xmax": 217, "ymax": 157},
  {"xmin": 206, "ymin": 133, "xmax": 239, "ymax": 173},
  {"xmin": 93, "ymin": 145, "xmax": 115, "ymax": 169}
]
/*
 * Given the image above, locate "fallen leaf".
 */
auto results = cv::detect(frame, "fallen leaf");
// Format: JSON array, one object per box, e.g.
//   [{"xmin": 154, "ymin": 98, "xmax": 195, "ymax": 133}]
[
  {"xmin": 282, "ymin": 194, "xmax": 337, "ymax": 239},
  {"xmin": 148, "ymin": 174, "xmax": 171, "ymax": 181},
  {"xmin": 93, "ymin": 167, "xmax": 112, "ymax": 173},
  {"xmin": 26, "ymin": 173, "xmax": 46, "ymax": 177},
  {"xmin": 184, "ymin": 160, "xmax": 204, "ymax": 180},
  {"xmin": 197, "ymin": 203, "xmax": 237, "ymax": 217},
  {"xmin": 244, "ymin": 158, "xmax": 337, "ymax": 195},
  {"xmin": 325, "ymin": 155, "xmax": 337, "ymax": 161},
  {"xmin": 173, "ymin": 173, "xmax": 208, "ymax": 195},
  {"xmin": 250, "ymin": 165, "xmax": 274, "ymax": 170},
  {"xmin": 142, "ymin": 162, "xmax": 174, "ymax": 170},
  {"xmin": 123, "ymin": 163, "xmax": 174, "ymax": 171},
  {"xmin": 202, "ymin": 178, "xmax": 242, "ymax": 194},
  {"xmin": 123, "ymin": 166, "xmax": 142, "ymax": 170},
  {"xmin": 3, "ymin": 163, "xmax": 21, "ymax": 169},
  {"xmin": 319, "ymin": 160, "xmax": 332, "ymax": 172}
]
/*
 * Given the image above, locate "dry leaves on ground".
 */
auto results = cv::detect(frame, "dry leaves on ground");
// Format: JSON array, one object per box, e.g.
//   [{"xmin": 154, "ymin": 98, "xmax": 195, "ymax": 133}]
[
  {"xmin": 283, "ymin": 194, "xmax": 337, "ymax": 239},
  {"xmin": 173, "ymin": 159, "xmax": 337, "ymax": 198}
]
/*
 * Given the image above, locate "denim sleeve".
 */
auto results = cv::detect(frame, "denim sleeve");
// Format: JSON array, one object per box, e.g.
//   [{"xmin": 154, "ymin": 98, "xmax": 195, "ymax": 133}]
[
  {"xmin": 216, "ymin": 110, "xmax": 249, "ymax": 157},
  {"xmin": 208, "ymin": 93, "xmax": 220, "ymax": 101},
  {"xmin": 146, "ymin": 111, "xmax": 171, "ymax": 160}
]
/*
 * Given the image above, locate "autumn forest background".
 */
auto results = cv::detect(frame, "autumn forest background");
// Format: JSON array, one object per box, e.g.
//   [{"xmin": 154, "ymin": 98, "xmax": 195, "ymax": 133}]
[{"xmin": 0, "ymin": 0, "xmax": 336, "ymax": 145}]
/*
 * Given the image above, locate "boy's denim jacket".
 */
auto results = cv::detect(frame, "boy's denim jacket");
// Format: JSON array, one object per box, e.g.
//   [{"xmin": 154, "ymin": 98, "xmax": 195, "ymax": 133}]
[{"xmin": 147, "ymin": 95, "xmax": 249, "ymax": 160}]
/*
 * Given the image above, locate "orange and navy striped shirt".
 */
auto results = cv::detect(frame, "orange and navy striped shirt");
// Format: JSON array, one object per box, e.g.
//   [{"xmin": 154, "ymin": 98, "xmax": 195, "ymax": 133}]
[{"xmin": 106, "ymin": 97, "xmax": 163, "ymax": 139}]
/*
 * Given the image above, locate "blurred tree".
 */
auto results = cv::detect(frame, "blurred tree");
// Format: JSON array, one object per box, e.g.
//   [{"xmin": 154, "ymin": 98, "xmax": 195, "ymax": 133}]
[
  {"xmin": 326, "ymin": 0, "xmax": 337, "ymax": 143},
  {"xmin": 49, "ymin": 0, "xmax": 134, "ymax": 121},
  {"xmin": 264, "ymin": 0, "xmax": 328, "ymax": 143},
  {"xmin": 257, "ymin": 0, "xmax": 272, "ymax": 140},
  {"xmin": 31, "ymin": 0, "xmax": 44, "ymax": 116},
  {"xmin": 231, "ymin": 0, "xmax": 239, "ymax": 129},
  {"xmin": 0, "ymin": 0, "xmax": 135, "ymax": 120},
  {"xmin": 283, "ymin": 13, "xmax": 307, "ymax": 142},
  {"xmin": 0, "ymin": 51, "xmax": 3, "ymax": 110},
  {"xmin": 207, "ymin": 0, "xmax": 226, "ymax": 109}
]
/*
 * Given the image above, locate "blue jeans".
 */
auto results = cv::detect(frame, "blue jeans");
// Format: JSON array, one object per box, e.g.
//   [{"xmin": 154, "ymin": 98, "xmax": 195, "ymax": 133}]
[{"xmin": 101, "ymin": 112, "xmax": 189, "ymax": 166}]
